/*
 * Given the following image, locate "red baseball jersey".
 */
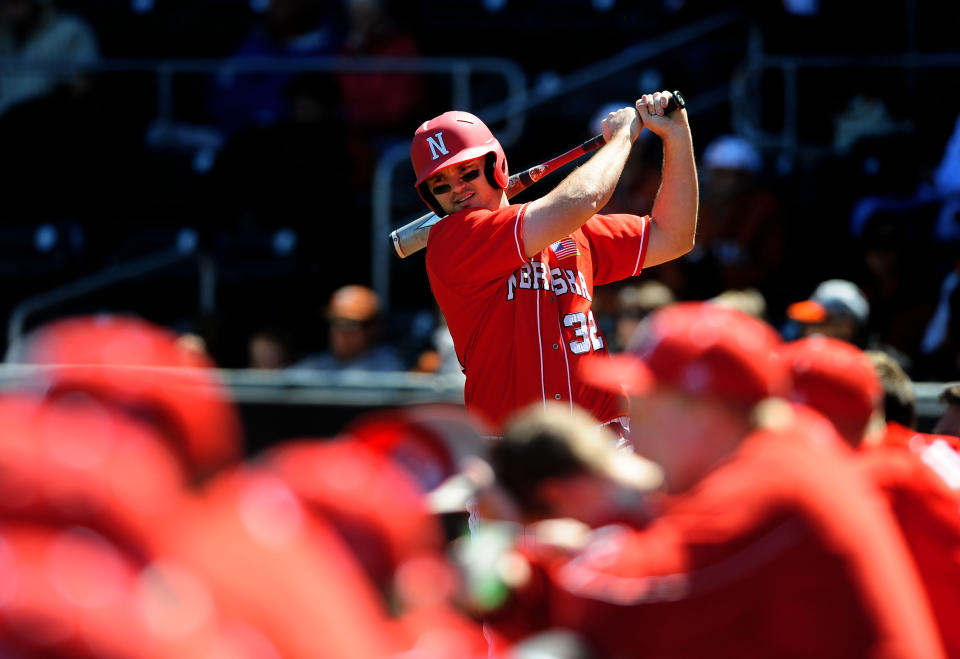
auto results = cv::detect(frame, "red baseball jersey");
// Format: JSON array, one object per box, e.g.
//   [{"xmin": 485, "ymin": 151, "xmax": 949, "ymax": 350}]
[
  {"xmin": 858, "ymin": 422, "xmax": 960, "ymax": 655},
  {"xmin": 426, "ymin": 203, "xmax": 650, "ymax": 429},
  {"xmin": 858, "ymin": 442, "xmax": 960, "ymax": 657},
  {"xmin": 488, "ymin": 427, "xmax": 945, "ymax": 658}
]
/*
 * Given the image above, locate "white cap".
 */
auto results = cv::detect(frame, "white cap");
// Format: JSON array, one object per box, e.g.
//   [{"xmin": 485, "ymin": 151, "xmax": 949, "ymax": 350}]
[
  {"xmin": 788, "ymin": 279, "xmax": 870, "ymax": 326},
  {"xmin": 703, "ymin": 135, "xmax": 762, "ymax": 173}
]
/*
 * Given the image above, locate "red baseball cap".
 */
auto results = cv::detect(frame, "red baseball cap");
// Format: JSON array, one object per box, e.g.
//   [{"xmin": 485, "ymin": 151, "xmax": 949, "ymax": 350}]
[
  {"xmin": 18, "ymin": 315, "xmax": 242, "ymax": 479},
  {"xmin": 580, "ymin": 302, "xmax": 788, "ymax": 405},
  {"xmin": 780, "ymin": 336, "xmax": 881, "ymax": 446},
  {"xmin": 262, "ymin": 438, "xmax": 443, "ymax": 586}
]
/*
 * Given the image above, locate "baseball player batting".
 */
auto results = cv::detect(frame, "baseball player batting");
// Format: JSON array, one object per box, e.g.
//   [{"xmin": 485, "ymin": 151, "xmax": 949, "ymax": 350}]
[{"xmin": 409, "ymin": 91, "xmax": 697, "ymax": 433}]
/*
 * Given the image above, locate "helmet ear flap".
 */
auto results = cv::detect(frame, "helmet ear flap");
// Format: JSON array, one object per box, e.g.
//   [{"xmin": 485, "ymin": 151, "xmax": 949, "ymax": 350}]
[
  {"xmin": 483, "ymin": 152, "xmax": 499, "ymax": 189},
  {"xmin": 417, "ymin": 181, "xmax": 447, "ymax": 217},
  {"xmin": 484, "ymin": 152, "xmax": 508, "ymax": 189}
]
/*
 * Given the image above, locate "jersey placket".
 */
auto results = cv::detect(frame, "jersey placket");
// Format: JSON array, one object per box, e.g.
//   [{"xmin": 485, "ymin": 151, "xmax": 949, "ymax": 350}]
[{"xmin": 537, "ymin": 252, "xmax": 575, "ymax": 409}]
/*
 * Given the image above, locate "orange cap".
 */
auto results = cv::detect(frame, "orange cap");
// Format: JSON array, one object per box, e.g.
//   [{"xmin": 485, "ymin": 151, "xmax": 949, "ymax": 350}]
[{"xmin": 328, "ymin": 285, "xmax": 381, "ymax": 322}]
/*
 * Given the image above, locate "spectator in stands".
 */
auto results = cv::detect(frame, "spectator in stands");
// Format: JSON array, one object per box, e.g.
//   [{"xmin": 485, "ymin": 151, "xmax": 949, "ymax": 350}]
[
  {"xmin": 919, "ymin": 258, "xmax": 960, "ymax": 381},
  {"xmin": 0, "ymin": 0, "xmax": 101, "ymax": 218},
  {"xmin": 609, "ymin": 280, "xmax": 674, "ymax": 352},
  {"xmin": 247, "ymin": 327, "xmax": 295, "ymax": 369},
  {"xmin": 0, "ymin": 0, "xmax": 98, "ymax": 116},
  {"xmin": 293, "ymin": 285, "xmax": 405, "ymax": 372},
  {"xmin": 336, "ymin": 0, "xmax": 424, "ymax": 139},
  {"xmin": 866, "ymin": 349, "xmax": 918, "ymax": 431},
  {"xmin": 682, "ymin": 134, "xmax": 786, "ymax": 300},
  {"xmin": 935, "ymin": 384, "xmax": 960, "ymax": 438},
  {"xmin": 709, "ymin": 286, "xmax": 767, "ymax": 319},
  {"xmin": 411, "ymin": 310, "xmax": 465, "ymax": 379},
  {"xmin": 208, "ymin": 0, "xmax": 344, "ymax": 135},
  {"xmin": 785, "ymin": 278, "xmax": 870, "ymax": 347}
]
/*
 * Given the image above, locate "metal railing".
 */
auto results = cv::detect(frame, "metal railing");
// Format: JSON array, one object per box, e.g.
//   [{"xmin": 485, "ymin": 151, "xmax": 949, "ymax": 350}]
[
  {"xmin": 0, "ymin": 362, "xmax": 951, "ymax": 429},
  {"xmin": 732, "ymin": 31, "xmax": 960, "ymax": 161},
  {"xmin": 1, "ymin": 53, "xmax": 527, "ymax": 326},
  {"xmin": 5, "ymin": 235, "xmax": 214, "ymax": 361},
  {"xmin": 0, "ymin": 54, "xmax": 527, "ymax": 128}
]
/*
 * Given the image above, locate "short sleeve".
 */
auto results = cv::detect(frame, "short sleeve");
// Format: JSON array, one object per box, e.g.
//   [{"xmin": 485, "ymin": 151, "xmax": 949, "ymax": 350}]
[
  {"xmin": 581, "ymin": 213, "xmax": 650, "ymax": 286},
  {"xmin": 426, "ymin": 204, "xmax": 528, "ymax": 288}
]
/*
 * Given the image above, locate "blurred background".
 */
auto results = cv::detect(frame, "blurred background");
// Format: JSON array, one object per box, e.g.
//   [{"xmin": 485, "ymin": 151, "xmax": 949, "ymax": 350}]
[{"xmin": 1, "ymin": 0, "xmax": 958, "ymax": 451}]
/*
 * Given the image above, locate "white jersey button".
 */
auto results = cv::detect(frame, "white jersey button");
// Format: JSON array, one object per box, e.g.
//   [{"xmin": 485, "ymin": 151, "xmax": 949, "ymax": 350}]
[
  {"xmin": 552, "ymin": 343, "xmax": 559, "ymax": 350},
  {"xmin": 554, "ymin": 393, "xmax": 562, "ymax": 400}
]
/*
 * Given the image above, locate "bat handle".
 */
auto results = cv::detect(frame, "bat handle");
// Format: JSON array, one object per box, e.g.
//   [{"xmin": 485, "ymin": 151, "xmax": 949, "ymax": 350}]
[
  {"xmin": 586, "ymin": 90, "xmax": 686, "ymax": 149},
  {"xmin": 391, "ymin": 211, "xmax": 442, "ymax": 258}
]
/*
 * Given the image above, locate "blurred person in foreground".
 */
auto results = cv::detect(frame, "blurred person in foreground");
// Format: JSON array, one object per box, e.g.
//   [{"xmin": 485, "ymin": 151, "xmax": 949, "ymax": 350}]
[
  {"xmin": 0, "ymin": 315, "xmax": 294, "ymax": 656},
  {"xmin": 478, "ymin": 302, "xmax": 943, "ymax": 658},
  {"xmin": 293, "ymin": 284, "xmax": 405, "ymax": 372},
  {"xmin": 782, "ymin": 337, "xmax": 960, "ymax": 655},
  {"xmin": 489, "ymin": 403, "xmax": 662, "ymax": 529},
  {"xmin": 14, "ymin": 314, "xmax": 243, "ymax": 483},
  {"xmin": 257, "ymin": 424, "xmax": 498, "ymax": 657},
  {"xmin": 5, "ymin": 315, "xmax": 417, "ymax": 657}
]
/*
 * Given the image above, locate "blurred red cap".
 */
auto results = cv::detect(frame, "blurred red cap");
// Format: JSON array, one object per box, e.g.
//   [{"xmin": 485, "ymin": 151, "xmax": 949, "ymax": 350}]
[
  {"xmin": 263, "ymin": 439, "xmax": 444, "ymax": 586},
  {"xmin": 580, "ymin": 302, "xmax": 788, "ymax": 405},
  {"xmin": 780, "ymin": 336, "xmax": 881, "ymax": 446},
  {"xmin": 0, "ymin": 394, "xmax": 184, "ymax": 559},
  {"xmin": 340, "ymin": 405, "xmax": 491, "ymax": 493},
  {"xmin": 19, "ymin": 315, "xmax": 242, "ymax": 479}
]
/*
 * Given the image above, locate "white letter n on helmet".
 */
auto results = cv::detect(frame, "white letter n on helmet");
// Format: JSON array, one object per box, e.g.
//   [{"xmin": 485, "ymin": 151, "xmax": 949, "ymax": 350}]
[{"xmin": 426, "ymin": 132, "xmax": 448, "ymax": 160}]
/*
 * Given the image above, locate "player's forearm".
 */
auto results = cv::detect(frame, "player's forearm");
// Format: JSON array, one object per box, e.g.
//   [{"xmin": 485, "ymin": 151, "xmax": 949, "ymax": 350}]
[
  {"xmin": 521, "ymin": 131, "xmax": 634, "ymax": 257},
  {"xmin": 648, "ymin": 123, "xmax": 698, "ymax": 263}
]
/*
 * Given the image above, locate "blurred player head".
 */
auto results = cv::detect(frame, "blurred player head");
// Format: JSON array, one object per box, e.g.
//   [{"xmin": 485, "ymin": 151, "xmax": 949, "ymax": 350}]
[
  {"xmin": 262, "ymin": 437, "xmax": 445, "ymax": 591},
  {"xmin": 780, "ymin": 336, "xmax": 884, "ymax": 448},
  {"xmin": 490, "ymin": 402, "xmax": 662, "ymax": 526},
  {"xmin": 17, "ymin": 314, "xmax": 243, "ymax": 481},
  {"xmin": 580, "ymin": 302, "xmax": 788, "ymax": 493},
  {"xmin": 410, "ymin": 110, "xmax": 509, "ymax": 216}
]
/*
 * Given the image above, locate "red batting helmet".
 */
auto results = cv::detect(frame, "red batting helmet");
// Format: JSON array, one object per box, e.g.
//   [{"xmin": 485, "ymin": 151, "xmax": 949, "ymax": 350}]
[{"xmin": 410, "ymin": 111, "xmax": 508, "ymax": 216}]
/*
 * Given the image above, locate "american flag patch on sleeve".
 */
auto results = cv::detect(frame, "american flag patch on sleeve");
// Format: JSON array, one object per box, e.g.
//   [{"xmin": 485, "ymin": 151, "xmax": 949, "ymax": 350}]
[{"xmin": 550, "ymin": 237, "xmax": 579, "ymax": 259}]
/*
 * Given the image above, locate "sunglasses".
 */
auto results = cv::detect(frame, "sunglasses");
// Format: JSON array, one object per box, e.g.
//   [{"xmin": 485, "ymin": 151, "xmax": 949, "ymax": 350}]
[{"xmin": 430, "ymin": 168, "xmax": 481, "ymax": 196}]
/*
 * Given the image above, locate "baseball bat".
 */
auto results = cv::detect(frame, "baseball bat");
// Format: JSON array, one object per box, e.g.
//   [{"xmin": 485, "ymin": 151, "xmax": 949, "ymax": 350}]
[{"xmin": 390, "ymin": 91, "xmax": 686, "ymax": 258}]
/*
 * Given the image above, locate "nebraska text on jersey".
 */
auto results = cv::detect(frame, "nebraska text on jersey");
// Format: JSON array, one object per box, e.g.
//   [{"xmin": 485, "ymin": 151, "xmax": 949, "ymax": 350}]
[{"xmin": 425, "ymin": 203, "xmax": 650, "ymax": 429}]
